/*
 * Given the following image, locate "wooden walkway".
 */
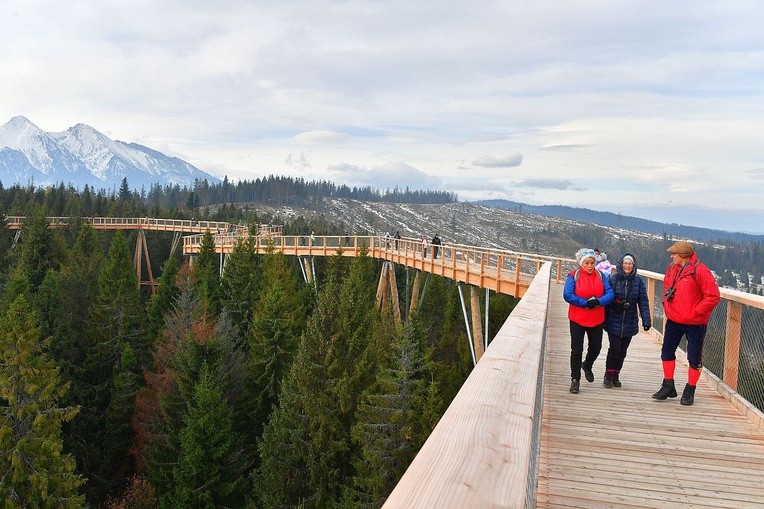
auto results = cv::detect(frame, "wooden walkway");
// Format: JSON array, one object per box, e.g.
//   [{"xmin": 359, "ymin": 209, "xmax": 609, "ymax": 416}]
[{"xmin": 538, "ymin": 282, "xmax": 764, "ymax": 508}]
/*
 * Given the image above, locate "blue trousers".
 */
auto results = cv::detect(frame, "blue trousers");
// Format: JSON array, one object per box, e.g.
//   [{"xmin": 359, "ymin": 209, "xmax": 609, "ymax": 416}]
[{"xmin": 661, "ymin": 319, "xmax": 707, "ymax": 369}]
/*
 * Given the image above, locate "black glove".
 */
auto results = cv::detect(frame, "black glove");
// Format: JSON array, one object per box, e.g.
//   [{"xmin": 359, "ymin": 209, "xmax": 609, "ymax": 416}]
[
  {"xmin": 644, "ymin": 326, "xmax": 650, "ymax": 331},
  {"xmin": 585, "ymin": 298, "xmax": 600, "ymax": 309}
]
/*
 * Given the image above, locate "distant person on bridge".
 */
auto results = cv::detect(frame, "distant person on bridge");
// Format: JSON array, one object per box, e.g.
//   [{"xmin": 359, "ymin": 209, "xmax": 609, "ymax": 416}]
[
  {"xmin": 595, "ymin": 253, "xmax": 613, "ymax": 276},
  {"xmin": 344, "ymin": 231, "xmax": 351, "ymax": 247},
  {"xmin": 431, "ymin": 233, "xmax": 442, "ymax": 259},
  {"xmin": 652, "ymin": 241, "xmax": 720, "ymax": 406},
  {"xmin": 394, "ymin": 231, "xmax": 401, "ymax": 250},
  {"xmin": 564, "ymin": 248, "xmax": 615, "ymax": 394},
  {"xmin": 421, "ymin": 235, "xmax": 428, "ymax": 258},
  {"xmin": 603, "ymin": 254, "xmax": 651, "ymax": 388}
]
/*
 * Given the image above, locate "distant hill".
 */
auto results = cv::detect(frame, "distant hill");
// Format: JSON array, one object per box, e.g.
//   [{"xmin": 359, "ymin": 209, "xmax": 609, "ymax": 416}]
[{"xmin": 475, "ymin": 199, "xmax": 764, "ymax": 244}]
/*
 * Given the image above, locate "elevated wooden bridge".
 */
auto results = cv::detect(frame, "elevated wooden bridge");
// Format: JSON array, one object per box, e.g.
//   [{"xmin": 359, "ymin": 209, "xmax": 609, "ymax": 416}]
[{"xmin": 6, "ymin": 216, "xmax": 764, "ymax": 507}]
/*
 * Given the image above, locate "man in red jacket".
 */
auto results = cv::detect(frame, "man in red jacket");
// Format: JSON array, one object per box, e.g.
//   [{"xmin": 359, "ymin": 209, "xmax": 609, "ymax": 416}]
[{"xmin": 652, "ymin": 241, "xmax": 720, "ymax": 405}]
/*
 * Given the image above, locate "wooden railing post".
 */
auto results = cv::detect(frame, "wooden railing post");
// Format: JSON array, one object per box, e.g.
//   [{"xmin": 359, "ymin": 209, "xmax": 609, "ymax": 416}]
[{"xmin": 724, "ymin": 301, "xmax": 742, "ymax": 390}]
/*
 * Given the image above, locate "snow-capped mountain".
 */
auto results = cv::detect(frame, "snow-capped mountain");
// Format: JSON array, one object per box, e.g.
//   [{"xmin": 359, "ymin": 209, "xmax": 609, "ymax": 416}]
[{"xmin": 0, "ymin": 116, "xmax": 220, "ymax": 189}]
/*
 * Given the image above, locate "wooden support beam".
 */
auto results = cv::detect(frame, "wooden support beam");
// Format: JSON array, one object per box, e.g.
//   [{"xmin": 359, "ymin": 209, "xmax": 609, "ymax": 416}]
[
  {"xmin": 376, "ymin": 262, "xmax": 388, "ymax": 309},
  {"xmin": 409, "ymin": 270, "xmax": 422, "ymax": 318},
  {"xmin": 724, "ymin": 301, "xmax": 742, "ymax": 390},
  {"xmin": 470, "ymin": 286, "xmax": 484, "ymax": 361},
  {"xmin": 134, "ymin": 229, "xmax": 156, "ymax": 295},
  {"xmin": 388, "ymin": 262, "xmax": 402, "ymax": 326}
]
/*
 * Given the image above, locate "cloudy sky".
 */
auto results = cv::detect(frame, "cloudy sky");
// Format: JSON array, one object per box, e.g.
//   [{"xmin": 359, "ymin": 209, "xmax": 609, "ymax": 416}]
[{"xmin": 2, "ymin": 1, "xmax": 764, "ymax": 233}]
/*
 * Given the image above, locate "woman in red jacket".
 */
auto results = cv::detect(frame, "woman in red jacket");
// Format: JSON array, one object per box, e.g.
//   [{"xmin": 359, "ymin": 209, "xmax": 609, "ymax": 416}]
[
  {"xmin": 563, "ymin": 248, "xmax": 615, "ymax": 394},
  {"xmin": 652, "ymin": 241, "xmax": 720, "ymax": 406}
]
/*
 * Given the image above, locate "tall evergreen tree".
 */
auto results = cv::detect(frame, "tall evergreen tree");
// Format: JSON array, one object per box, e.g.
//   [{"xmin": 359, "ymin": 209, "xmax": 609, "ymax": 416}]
[
  {"xmin": 146, "ymin": 254, "xmax": 181, "ymax": 344},
  {"xmin": 162, "ymin": 363, "xmax": 246, "ymax": 509},
  {"xmin": 244, "ymin": 250, "xmax": 309, "ymax": 446},
  {"xmin": 193, "ymin": 230, "xmax": 221, "ymax": 315},
  {"xmin": 76, "ymin": 231, "xmax": 145, "ymax": 502},
  {"xmin": 220, "ymin": 237, "xmax": 262, "ymax": 338},
  {"xmin": 0, "ymin": 295, "xmax": 85, "ymax": 508},
  {"xmin": 135, "ymin": 290, "xmax": 248, "ymax": 504},
  {"xmin": 344, "ymin": 318, "xmax": 442, "ymax": 508},
  {"xmin": 256, "ymin": 274, "xmax": 347, "ymax": 508},
  {"xmin": 19, "ymin": 206, "xmax": 56, "ymax": 290},
  {"xmin": 256, "ymin": 254, "xmax": 382, "ymax": 508}
]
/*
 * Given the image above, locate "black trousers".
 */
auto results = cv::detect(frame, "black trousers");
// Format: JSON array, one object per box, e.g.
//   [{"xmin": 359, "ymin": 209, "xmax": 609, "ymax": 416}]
[
  {"xmin": 570, "ymin": 321, "xmax": 603, "ymax": 380},
  {"xmin": 605, "ymin": 332, "xmax": 633, "ymax": 371}
]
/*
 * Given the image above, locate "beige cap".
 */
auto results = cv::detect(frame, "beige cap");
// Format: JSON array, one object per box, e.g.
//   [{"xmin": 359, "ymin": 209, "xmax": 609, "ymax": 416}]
[{"xmin": 667, "ymin": 240, "xmax": 694, "ymax": 256}]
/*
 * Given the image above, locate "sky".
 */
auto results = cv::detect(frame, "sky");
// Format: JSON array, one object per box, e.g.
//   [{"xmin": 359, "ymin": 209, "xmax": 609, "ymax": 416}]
[{"xmin": 2, "ymin": 1, "xmax": 764, "ymax": 233}]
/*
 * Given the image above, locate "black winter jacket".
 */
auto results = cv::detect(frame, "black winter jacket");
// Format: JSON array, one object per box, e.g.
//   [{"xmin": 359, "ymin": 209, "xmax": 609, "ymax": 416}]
[{"xmin": 604, "ymin": 253, "xmax": 652, "ymax": 338}]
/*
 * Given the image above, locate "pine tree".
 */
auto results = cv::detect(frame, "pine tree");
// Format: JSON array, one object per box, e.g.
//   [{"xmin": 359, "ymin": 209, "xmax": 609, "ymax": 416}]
[
  {"xmin": 162, "ymin": 363, "xmax": 245, "ymax": 509},
  {"xmin": 256, "ymin": 274, "xmax": 346, "ymax": 508},
  {"xmin": 220, "ymin": 237, "xmax": 262, "ymax": 338},
  {"xmin": 256, "ymin": 254, "xmax": 383, "ymax": 508},
  {"xmin": 136, "ymin": 290, "xmax": 248, "ymax": 504},
  {"xmin": 146, "ymin": 254, "xmax": 181, "ymax": 344},
  {"xmin": 0, "ymin": 295, "xmax": 85, "ymax": 508},
  {"xmin": 76, "ymin": 231, "xmax": 146, "ymax": 502},
  {"xmin": 19, "ymin": 206, "xmax": 56, "ymax": 290},
  {"xmin": 344, "ymin": 318, "xmax": 442, "ymax": 508},
  {"xmin": 194, "ymin": 230, "xmax": 221, "ymax": 315},
  {"xmin": 245, "ymin": 250, "xmax": 309, "ymax": 442}
]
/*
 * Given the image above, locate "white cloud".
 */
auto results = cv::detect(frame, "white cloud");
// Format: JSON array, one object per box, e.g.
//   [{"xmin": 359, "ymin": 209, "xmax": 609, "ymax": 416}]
[
  {"xmin": 472, "ymin": 152, "xmax": 523, "ymax": 168},
  {"xmin": 327, "ymin": 161, "xmax": 441, "ymax": 190},
  {"xmin": 2, "ymin": 0, "xmax": 764, "ymax": 231},
  {"xmin": 294, "ymin": 130, "xmax": 348, "ymax": 144}
]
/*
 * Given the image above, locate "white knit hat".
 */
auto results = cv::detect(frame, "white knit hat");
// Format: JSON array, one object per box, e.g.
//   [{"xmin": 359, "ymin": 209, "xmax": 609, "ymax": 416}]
[{"xmin": 575, "ymin": 248, "xmax": 596, "ymax": 266}]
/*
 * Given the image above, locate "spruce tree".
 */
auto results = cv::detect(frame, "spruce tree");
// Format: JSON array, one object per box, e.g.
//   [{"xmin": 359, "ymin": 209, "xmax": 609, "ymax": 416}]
[
  {"xmin": 0, "ymin": 295, "xmax": 85, "ymax": 508},
  {"xmin": 162, "ymin": 363, "xmax": 245, "ymax": 509},
  {"xmin": 220, "ymin": 237, "xmax": 262, "ymax": 338},
  {"xmin": 76, "ymin": 231, "xmax": 145, "ymax": 501},
  {"xmin": 344, "ymin": 318, "xmax": 442, "ymax": 508},
  {"xmin": 146, "ymin": 254, "xmax": 181, "ymax": 344},
  {"xmin": 136, "ymin": 290, "xmax": 248, "ymax": 503},
  {"xmin": 194, "ymin": 230, "xmax": 221, "ymax": 315},
  {"xmin": 245, "ymin": 250, "xmax": 309, "ymax": 442},
  {"xmin": 256, "ymin": 253, "xmax": 384, "ymax": 508},
  {"xmin": 256, "ymin": 274, "xmax": 347, "ymax": 508}
]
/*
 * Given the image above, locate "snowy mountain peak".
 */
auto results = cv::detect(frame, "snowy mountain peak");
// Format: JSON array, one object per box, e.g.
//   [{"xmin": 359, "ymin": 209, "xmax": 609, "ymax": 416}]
[{"xmin": 0, "ymin": 116, "xmax": 220, "ymax": 189}]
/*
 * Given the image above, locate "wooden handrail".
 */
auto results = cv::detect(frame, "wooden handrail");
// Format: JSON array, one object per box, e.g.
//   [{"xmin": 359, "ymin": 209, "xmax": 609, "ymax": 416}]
[{"xmin": 382, "ymin": 263, "xmax": 552, "ymax": 508}]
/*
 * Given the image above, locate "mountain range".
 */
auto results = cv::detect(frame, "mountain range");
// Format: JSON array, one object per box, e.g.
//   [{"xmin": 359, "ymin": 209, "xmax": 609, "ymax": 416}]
[{"xmin": 0, "ymin": 116, "xmax": 219, "ymax": 190}]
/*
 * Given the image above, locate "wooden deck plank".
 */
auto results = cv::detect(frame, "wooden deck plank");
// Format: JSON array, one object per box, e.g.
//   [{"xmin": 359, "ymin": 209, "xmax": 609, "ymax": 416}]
[{"xmin": 536, "ymin": 282, "xmax": 764, "ymax": 508}]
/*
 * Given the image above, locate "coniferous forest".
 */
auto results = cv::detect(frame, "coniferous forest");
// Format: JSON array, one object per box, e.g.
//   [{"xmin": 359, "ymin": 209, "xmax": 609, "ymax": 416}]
[{"xmin": 0, "ymin": 181, "xmax": 517, "ymax": 508}]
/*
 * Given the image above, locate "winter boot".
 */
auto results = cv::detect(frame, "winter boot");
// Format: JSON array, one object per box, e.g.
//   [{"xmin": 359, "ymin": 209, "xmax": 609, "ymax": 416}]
[
  {"xmin": 652, "ymin": 379, "xmax": 677, "ymax": 400},
  {"xmin": 680, "ymin": 384, "xmax": 696, "ymax": 406},
  {"xmin": 569, "ymin": 379, "xmax": 580, "ymax": 394},
  {"xmin": 582, "ymin": 363, "xmax": 595, "ymax": 383},
  {"xmin": 612, "ymin": 371, "xmax": 622, "ymax": 388},
  {"xmin": 603, "ymin": 371, "xmax": 613, "ymax": 388}
]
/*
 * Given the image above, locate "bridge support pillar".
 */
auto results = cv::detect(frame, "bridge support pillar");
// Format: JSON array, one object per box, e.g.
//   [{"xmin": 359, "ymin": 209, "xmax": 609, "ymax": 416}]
[
  {"xmin": 470, "ymin": 286, "xmax": 484, "ymax": 361},
  {"xmin": 457, "ymin": 283, "xmax": 476, "ymax": 366},
  {"xmin": 134, "ymin": 229, "xmax": 156, "ymax": 295},
  {"xmin": 376, "ymin": 261, "xmax": 402, "ymax": 326}
]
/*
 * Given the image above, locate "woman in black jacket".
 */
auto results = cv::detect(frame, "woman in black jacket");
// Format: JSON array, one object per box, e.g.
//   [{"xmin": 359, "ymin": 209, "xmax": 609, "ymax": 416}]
[{"xmin": 603, "ymin": 253, "xmax": 652, "ymax": 387}]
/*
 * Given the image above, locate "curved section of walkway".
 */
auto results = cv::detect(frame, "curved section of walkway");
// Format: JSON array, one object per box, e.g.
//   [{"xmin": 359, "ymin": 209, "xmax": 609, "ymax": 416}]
[{"xmin": 538, "ymin": 282, "xmax": 764, "ymax": 508}]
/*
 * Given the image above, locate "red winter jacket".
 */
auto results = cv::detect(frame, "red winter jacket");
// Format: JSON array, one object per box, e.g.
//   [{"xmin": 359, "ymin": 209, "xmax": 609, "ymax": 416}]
[
  {"xmin": 663, "ymin": 253, "xmax": 720, "ymax": 325},
  {"xmin": 564, "ymin": 268, "xmax": 614, "ymax": 327}
]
